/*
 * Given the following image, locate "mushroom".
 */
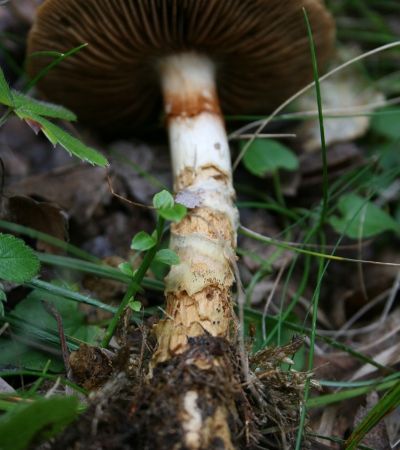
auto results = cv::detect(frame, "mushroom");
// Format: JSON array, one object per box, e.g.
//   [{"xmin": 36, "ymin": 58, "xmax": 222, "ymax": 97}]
[{"xmin": 28, "ymin": 1, "xmax": 334, "ymax": 448}]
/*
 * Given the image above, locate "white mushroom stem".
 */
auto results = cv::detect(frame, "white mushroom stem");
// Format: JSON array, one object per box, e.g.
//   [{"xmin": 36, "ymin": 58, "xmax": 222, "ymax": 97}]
[
  {"xmin": 151, "ymin": 53, "xmax": 239, "ymax": 449},
  {"xmin": 154, "ymin": 53, "xmax": 239, "ymax": 363}
]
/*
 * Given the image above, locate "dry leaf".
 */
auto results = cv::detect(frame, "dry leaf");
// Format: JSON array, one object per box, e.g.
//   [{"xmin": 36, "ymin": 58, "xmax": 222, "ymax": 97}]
[
  {"xmin": 7, "ymin": 164, "xmax": 109, "ymax": 224},
  {"xmin": 7, "ymin": 195, "xmax": 68, "ymax": 252}
]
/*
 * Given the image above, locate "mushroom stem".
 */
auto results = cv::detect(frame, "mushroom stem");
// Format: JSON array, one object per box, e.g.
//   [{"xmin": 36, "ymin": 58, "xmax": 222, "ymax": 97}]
[
  {"xmin": 155, "ymin": 53, "xmax": 239, "ymax": 362},
  {"xmin": 150, "ymin": 53, "xmax": 240, "ymax": 449}
]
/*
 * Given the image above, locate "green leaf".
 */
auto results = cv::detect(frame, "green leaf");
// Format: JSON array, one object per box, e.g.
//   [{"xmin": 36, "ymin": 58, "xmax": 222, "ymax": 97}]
[
  {"xmin": 373, "ymin": 142, "xmax": 400, "ymax": 171},
  {"xmin": 0, "ymin": 234, "xmax": 40, "ymax": 283},
  {"xmin": 0, "ymin": 67, "xmax": 14, "ymax": 107},
  {"xmin": 15, "ymin": 111, "xmax": 108, "ymax": 167},
  {"xmin": 152, "ymin": 190, "xmax": 187, "ymax": 222},
  {"xmin": 153, "ymin": 190, "xmax": 174, "ymax": 210},
  {"xmin": 154, "ymin": 249, "xmax": 180, "ymax": 266},
  {"xmin": 16, "ymin": 284, "xmax": 102, "ymax": 344},
  {"xmin": 158, "ymin": 203, "xmax": 187, "ymax": 222},
  {"xmin": 0, "ymin": 396, "xmax": 79, "ymax": 450},
  {"xmin": 370, "ymin": 106, "xmax": 400, "ymax": 140},
  {"xmin": 128, "ymin": 298, "xmax": 142, "ymax": 312},
  {"xmin": 242, "ymin": 139, "xmax": 299, "ymax": 176},
  {"xmin": 131, "ymin": 231, "xmax": 156, "ymax": 251},
  {"xmin": 329, "ymin": 194, "xmax": 399, "ymax": 239},
  {"xmin": 13, "ymin": 91, "xmax": 77, "ymax": 121},
  {"xmin": 118, "ymin": 262, "xmax": 134, "ymax": 277}
]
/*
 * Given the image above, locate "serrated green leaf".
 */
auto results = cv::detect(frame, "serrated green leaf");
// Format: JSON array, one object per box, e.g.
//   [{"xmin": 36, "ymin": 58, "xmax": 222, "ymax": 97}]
[
  {"xmin": 0, "ymin": 396, "xmax": 79, "ymax": 450},
  {"xmin": 131, "ymin": 231, "xmax": 156, "ymax": 251},
  {"xmin": 158, "ymin": 204, "xmax": 187, "ymax": 222},
  {"xmin": 0, "ymin": 66, "xmax": 14, "ymax": 107},
  {"xmin": 242, "ymin": 139, "xmax": 299, "ymax": 176},
  {"xmin": 13, "ymin": 91, "xmax": 77, "ymax": 121},
  {"xmin": 0, "ymin": 234, "xmax": 40, "ymax": 283},
  {"xmin": 15, "ymin": 111, "xmax": 108, "ymax": 167},
  {"xmin": 153, "ymin": 190, "xmax": 174, "ymax": 210},
  {"xmin": 329, "ymin": 194, "xmax": 400, "ymax": 239},
  {"xmin": 40, "ymin": 122, "xmax": 59, "ymax": 145},
  {"xmin": 154, "ymin": 249, "xmax": 180, "ymax": 266}
]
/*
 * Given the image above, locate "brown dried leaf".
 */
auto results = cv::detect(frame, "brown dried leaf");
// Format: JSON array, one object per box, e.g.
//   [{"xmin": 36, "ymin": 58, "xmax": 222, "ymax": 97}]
[
  {"xmin": 7, "ymin": 164, "xmax": 109, "ymax": 224},
  {"xmin": 7, "ymin": 195, "xmax": 68, "ymax": 252}
]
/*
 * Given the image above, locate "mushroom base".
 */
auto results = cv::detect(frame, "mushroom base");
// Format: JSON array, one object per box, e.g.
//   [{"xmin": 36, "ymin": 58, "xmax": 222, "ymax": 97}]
[{"xmin": 45, "ymin": 336, "xmax": 309, "ymax": 450}]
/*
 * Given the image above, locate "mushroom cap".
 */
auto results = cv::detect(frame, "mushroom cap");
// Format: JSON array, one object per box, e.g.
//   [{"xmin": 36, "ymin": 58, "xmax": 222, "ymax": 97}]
[{"xmin": 27, "ymin": 0, "xmax": 335, "ymax": 134}]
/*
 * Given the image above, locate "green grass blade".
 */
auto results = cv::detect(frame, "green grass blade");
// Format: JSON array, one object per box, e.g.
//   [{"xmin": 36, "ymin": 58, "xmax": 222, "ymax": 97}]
[
  {"xmin": 308, "ymin": 433, "xmax": 374, "ymax": 450},
  {"xmin": 0, "ymin": 220, "xmax": 99, "ymax": 263},
  {"xmin": 345, "ymin": 381, "xmax": 400, "ymax": 449},
  {"xmin": 0, "ymin": 370, "xmax": 86, "ymax": 394},
  {"xmin": 27, "ymin": 279, "xmax": 116, "ymax": 314},
  {"xmin": 308, "ymin": 379, "xmax": 400, "ymax": 409},
  {"xmin": 37, "ymin": 253, "xmax": 164, "ymax": 291},
  {"xmin": 25, "ymin": 44, "xmax": 88, "ymax": 91},
  {"xmin": 0, "ymin": 314, "xmax": 79, "ymax": 351},
  {"xmin": 302, "ymin": 8, "xmax": 329, "ymax": 228}
]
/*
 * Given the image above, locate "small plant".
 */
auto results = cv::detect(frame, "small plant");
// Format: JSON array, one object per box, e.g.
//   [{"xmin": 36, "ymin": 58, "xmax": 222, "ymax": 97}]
[{"xmin": 101, "ymin": 190, "xmax": 185, "ymax": 347}]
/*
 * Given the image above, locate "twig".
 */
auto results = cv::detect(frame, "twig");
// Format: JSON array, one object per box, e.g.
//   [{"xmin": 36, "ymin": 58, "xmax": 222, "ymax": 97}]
[
  {"xmin": 262, "ymin": 263, "xmax": 287, "ymax": 342},
  {"xmin": 230, "ymin": 133, "xmax": 296, "ymax": 140},
  {"xmin": 107, "ymin": 173, "xmax": 153, "ymax": 209},
  {"xmin": 41, "ymin": 301, "xmax": 71, "ymax": 375}
]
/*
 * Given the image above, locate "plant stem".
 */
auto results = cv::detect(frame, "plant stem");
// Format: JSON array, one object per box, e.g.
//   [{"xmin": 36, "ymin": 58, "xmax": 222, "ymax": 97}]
[
  {"xmin": 0, "ymin": 220, "xmax": 99, "ymax": 263},
  {"xmin": 101, "ymin": 216, "xmax": 165, "ymax": 348}
]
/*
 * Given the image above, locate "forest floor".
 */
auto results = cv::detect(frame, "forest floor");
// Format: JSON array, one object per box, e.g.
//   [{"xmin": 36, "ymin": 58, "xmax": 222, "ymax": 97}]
[{"xmin": 0, "ymin": 1, "xmax": 400, "ymax": 449}]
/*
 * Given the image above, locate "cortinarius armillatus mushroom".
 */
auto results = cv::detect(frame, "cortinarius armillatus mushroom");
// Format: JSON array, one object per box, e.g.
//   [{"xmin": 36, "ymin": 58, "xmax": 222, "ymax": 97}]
[{"xmin": 28, "ymin": 1, "xmax": 334, "ymax": 448}]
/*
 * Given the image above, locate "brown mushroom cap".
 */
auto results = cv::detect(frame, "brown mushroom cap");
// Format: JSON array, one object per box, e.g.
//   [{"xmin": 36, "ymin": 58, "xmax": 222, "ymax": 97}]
[{"xmin": 27, "ymin": 0, "xmax": 334, "ymax": 134}]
